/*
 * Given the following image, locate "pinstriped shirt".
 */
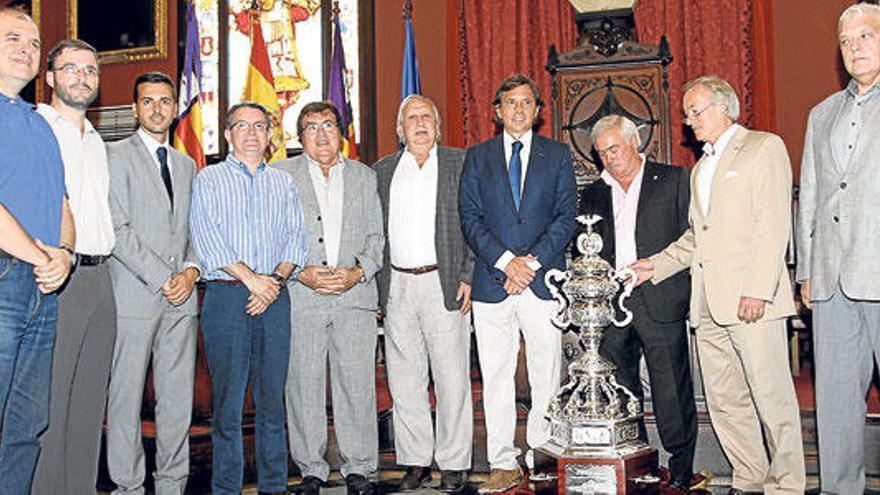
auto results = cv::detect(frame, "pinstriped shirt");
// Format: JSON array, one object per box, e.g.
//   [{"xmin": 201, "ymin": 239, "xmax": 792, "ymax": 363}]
[{"xmin": 190, "ymin": 154, "xmax": 308, "ymax": 281}]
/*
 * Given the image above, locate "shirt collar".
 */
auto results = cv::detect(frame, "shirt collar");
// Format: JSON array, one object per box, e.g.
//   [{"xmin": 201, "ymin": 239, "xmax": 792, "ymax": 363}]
[
  {"xmin": 845, "ymin": 78, "xmax": 880, "ymax": 100},
  {"xmin": 225, "ymin": 153, "xmax": 266, "ymax": 176},
  {"xmin": 702, "ymin": 123, "xmax": 740, "ymax": 157},
  {"xmin": 600, "ymin": 156, "xmax": 646, "ymax": 193},
  {"xmin": 401, "ymin": 144, "xmax": 437, "ymax": 166},
  {"xmin": 137, "ymin": 127, "xmax": 169, "ymax": 156},
  {"xmin": 503, "ymin": 129, "xmax": 533, "ymax": 151},
  {"xmin": 37, "ymin": 103, "xmax": 99, "ymax": 136},
  {"xmin": 307, "ymin": 153, "xmax": 346, "ymax": 177}
]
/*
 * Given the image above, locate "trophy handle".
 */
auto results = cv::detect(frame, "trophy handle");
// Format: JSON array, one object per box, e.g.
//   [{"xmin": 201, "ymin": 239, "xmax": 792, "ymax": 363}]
[
  {"xmin": 611, "ymin": 267, "xmax": 636, "ymax": 327},
  {"xmin": 544, "ymin": 268, "xmax": 571, "ymax": 328}
]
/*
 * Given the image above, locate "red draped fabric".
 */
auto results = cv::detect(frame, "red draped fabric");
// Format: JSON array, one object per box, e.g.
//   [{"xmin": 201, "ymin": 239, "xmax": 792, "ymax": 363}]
[
  {"xmin": 457, "ymin": 0, "xmax": 577, "ymax": 146},
  {"xmin": 634, "ymin": 0, "xmax": 753, "ymax": 167}
]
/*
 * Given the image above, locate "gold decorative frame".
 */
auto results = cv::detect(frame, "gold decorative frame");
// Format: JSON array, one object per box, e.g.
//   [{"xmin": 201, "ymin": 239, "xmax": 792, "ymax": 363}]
[{"xmin": 67, "ymin": 0, "xmax": 167, "ymax": 64}]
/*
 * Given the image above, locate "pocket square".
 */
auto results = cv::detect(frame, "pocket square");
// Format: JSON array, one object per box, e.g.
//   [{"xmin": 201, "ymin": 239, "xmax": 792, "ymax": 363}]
[{"xmin": 724, "ymin": 170, "xmax": 739, "ymax": 179}]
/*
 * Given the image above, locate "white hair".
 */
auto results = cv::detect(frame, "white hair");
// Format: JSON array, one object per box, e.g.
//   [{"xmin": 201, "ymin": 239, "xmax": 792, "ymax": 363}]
[
  {"xmin": 839, "ymin": 3, "xmax": 880, "ymax": 33},
  {"xmin": 682, "ymin": 75, "xmax": 740, "ymax": 121},
  {"xmin": 590, "ymin": 114, "xmax": 641, "ymax": 147},
  {"xmin": 396, "ymin": 94, "xmax": 442, "ymax": 145}
]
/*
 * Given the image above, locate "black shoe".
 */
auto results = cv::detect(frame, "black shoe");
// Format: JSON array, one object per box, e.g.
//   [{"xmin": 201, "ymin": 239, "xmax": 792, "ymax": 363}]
[
  {"xmin": 400, "ymin": 466, "xmax": 432, "ymax": 491},
  {"xmin": 293, "ymin": 476, "xmax": 324, "ymax": 495},
  {"xmin": 727, "ymin": 489, "xmax": 762, "ymax": 495},
  {"xmin": 439, "ymin": 470, "xmax": 468, "ymax": 493},
  {"xmin": 345, "ymin": 473, "xmax": 375, "ymax": 495}
]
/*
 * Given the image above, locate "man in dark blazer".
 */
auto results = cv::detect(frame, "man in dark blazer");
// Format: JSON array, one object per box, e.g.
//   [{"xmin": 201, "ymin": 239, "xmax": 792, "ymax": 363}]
[
  {"xmin": 374, "ymin": 95, "xmax": 474, "ymax": 494},
  {"xmin": 459, "ymin": 74, "xmax": 577, "ymax": 494},
  {"xmin": 578, "ymin": 115, "xmax": 696, "ymax": 493}
]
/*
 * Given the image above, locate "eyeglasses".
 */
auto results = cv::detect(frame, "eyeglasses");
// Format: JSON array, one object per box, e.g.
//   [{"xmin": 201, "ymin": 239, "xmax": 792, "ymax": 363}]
[
  {"xmin": 594, "ymin": 144, "xmax": 621, "ymax": 160},
  {"xmin": 683, "ymin": 103, "xmax": 714, "ymax": 122},
  {"xmin": 302, "ymin": 120, "xmax": 338, "ymax": 135},
  {"xmin": 231, "ymin": 120, "xmax": 269, "ymax": 132},
  {"xmin": 54, "ymin": 64, "xmax": 99, "ymax": 78}
]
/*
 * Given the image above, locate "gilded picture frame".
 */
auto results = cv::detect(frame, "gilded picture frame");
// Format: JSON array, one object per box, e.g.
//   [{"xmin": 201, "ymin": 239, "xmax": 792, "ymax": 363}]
[{"xmin": 67, "ymin": 0, "xmax": 167, "ymax": 64}]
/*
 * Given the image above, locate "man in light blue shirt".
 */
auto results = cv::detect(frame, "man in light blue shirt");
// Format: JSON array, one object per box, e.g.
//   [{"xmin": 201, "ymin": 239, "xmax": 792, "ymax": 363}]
[{"xmin": 190, "ymin": 101, "xmax": 307, "ymax": 495}]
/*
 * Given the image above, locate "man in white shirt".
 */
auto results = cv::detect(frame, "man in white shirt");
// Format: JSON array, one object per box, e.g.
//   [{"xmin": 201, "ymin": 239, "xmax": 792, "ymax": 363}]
[
  {"xmin": 274, "ymin": 101, "xmax": 384, "ymax": 495},
  {"xmin": 577, "ymin": 115, "xmax": 695, "ymax": 493},
  {"xmin": 633, "ymin": 76, "xmax": 804, "ymax": 494},
  {"xmin": 32, "ymin": 39, "xmax": 117, "ymax": 495},
  {"xmin": 374, "ymin": 95, "xmax": 474, "ymax": 493}
]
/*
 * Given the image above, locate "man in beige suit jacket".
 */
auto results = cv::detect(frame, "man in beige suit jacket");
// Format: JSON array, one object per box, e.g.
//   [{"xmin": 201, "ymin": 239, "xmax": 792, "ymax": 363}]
[{"xmin": 633, "ymin": 76, "xmax": 804, "ymax": 495}]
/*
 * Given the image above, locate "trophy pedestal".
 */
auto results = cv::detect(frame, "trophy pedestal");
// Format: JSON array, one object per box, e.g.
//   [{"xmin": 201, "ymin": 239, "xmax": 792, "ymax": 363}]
[{"xmin": 539, "ymin": 444, "xmax": 660, "ymax": 495}]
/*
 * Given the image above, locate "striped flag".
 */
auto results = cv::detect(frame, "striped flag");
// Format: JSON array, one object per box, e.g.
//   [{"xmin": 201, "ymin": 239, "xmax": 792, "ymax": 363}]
[
  {"xmin": 173, "ymin": 1, "xmax": 205, "ymax": 170},
  {"xmin": 327, "ymin": 13, "xmax": 357, "ymax": 159},
  {"xmin": 241, "ymin": 13, "xmax": 286, "ymax": 163},
  {"xmin": 400, "ymin": 14, "xmax": 421, "ymax": 101}
]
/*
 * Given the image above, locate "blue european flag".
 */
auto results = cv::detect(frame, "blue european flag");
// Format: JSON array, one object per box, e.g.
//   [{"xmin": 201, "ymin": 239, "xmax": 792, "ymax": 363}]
[{"xmin": 400, "ymin": 17, "xmax": 421, "ymax": 101}]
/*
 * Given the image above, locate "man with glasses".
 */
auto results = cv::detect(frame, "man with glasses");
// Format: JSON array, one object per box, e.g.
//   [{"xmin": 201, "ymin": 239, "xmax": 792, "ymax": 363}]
[
  {"xmin": 0, "ymin": 8, "xmax": 74, "ymax": 493},
  {"xmin": 577, "ymin": 114, "xmax": 696, "ymax": 494},
  {"xmin": 274, "ymin": 101, "xmax": 384, "ymax": 495},
  {"xmin": 30, "ymin": 38, "xmax": 116, "ymax": 495},
  {"xmin": 191, "ymin": 101, "xmax": 308, "ymax": 495},
  {"xmin": 104, "ymin": 72, "xmax": 201, "ymax": 495},
  {"xmin": 632, "ymin": 76, "xmax": 804, "ymax": 494},
  {"xmin": 797, "ymin": 4, "xmax": 880, "ymax": 493}
]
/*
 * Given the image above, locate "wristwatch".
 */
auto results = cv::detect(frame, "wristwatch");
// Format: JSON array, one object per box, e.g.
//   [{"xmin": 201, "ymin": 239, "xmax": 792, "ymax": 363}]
[
  {"xmin": 270, "ymin": 272, "xmax": 286, "ymax": 286},
  {"xmin": 60, "ymin": 244, "xmax": 77, "ymax": 267}
]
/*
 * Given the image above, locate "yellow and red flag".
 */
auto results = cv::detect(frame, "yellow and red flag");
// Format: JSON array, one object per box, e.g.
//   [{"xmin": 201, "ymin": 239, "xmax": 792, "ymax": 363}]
[
  {"xmin": 242, "ymin": 12, "xmax": 286, "ymax": 163},
  {"xmin": 173, "ymin": 1, "xmax": 205, "ymax": 169}
]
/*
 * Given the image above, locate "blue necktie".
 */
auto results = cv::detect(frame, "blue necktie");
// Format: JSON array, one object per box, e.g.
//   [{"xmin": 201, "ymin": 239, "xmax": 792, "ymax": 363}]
[{"xmin": 509, "ymin": 140, "xmax": 523, "ymax": 210}]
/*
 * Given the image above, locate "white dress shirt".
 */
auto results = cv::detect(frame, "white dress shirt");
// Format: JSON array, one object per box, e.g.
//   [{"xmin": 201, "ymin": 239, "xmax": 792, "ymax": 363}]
[
  {"xmin": 307, "ymin": 155, "xmax": 345, "ymax": 267},
  {"xmin": 696, "ymin": 123, "xmax": 740, "ymax": 217},
  {"xmin": 495, "ymin": 130, "xmax": 540, "ymax": 272},
  {"xmin": 389, "ymin": 146, "xmax": 438, "ymax": 267},
  {"xmin": 137, "ymin": 127, "xmax": 173, "ymax": 181},
  {"xmin": 601, "ymin": 158, "xmax": 645, "ymax": 269},
  {"xmin": 37, "ymin": 104, "xmax": 115, "ymax": 255}
]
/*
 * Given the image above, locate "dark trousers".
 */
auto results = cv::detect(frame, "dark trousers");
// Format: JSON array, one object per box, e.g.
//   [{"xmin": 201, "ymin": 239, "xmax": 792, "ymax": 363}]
[
  {"xmin": 32, "ymin": 263, "xmax": 117, "ymax": 495},
  {"xmin": 201, "ymin": 282, "xmax": 290, "ymax": 495},
  {"xmin": 599, "ymin": 294, "xmax": 697, "ymax": 485}
]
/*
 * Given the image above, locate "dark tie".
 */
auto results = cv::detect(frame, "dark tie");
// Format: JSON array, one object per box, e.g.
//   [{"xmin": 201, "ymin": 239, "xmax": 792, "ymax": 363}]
[
  {"xmin": 156, "ymin": 147, "xmax": 173, "ymax": 207},
  {"xmin": 508, "ymin": 140, "xmax": 523, "ymax": 210}
]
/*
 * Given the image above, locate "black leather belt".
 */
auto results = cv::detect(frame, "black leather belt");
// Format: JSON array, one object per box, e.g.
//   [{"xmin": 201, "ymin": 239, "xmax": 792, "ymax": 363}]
[
  {"xmin": 78, "ymin": 254, "xmax": 110, "ymax": 266},
  {"xmin": 392, "ymin": 264, "xmax": 438, "ymax": 275}
]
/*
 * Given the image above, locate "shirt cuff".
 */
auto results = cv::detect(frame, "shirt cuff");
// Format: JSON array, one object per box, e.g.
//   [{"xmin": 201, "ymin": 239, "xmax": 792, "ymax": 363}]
[
  {"xmin": 183, "ymin": 262, "xmax": 201, "ymax": 282},
  {"xmin": 494, "ymin": 251, "xmax": 515, "ymax": 272},
  {"xmin": 526, "ymin": 258, "xmax": 541, "ymax": 270}
]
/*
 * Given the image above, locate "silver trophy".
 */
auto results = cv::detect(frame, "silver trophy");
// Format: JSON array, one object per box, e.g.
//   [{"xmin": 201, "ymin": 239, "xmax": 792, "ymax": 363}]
[{"xmin": 543, "ymin": 214, "xmax": 643, "ymax": 454}]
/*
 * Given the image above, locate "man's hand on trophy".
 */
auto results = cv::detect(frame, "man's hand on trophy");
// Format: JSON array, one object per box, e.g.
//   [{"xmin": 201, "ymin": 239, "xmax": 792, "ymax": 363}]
[
  {"xmin": 503, "ymin": 255, "xmax": 536, "ymax": 295},
  {"xmin": 629, "ymin": 259, "xmax": 655, "ymax": 287}
]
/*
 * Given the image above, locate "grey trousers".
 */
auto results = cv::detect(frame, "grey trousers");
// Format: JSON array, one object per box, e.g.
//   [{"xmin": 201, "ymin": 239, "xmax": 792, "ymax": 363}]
[
  {"xmin": 813, "ymin": 286, "xmax": 880, "ymax": 494},
  {"xmin": 32, "ymin": 263, "xmax": 117, "ymax": 495},
  {"xmin": 286, "ymin": 303, "xmax": 378, "ymax": 480},
  {"xmin": 106, "ymin": 302, "xmax": 197, "ymax": 495},
  {"xmin": 383, "ymin": 271, "xmax": 472, "ymax": 470}
]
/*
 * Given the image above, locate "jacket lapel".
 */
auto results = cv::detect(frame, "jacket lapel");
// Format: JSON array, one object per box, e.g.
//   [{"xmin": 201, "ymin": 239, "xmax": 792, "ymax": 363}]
[
  {"xmin": 490, "ymin": 136, "xmax": 518, "ymax": 214},
  {"xmin": 520, "ymin": 135, "xmax": 546, "ymax": 213},
  {"xmin": 131, "ymin": 134, "xmax": 172, "ymax": 212},
  {"xmin": 706, "ymin": 126, "xmax": 747, "ymax": 221},
  {"xmin": 340, "ymin": 158, "xmax": 355, "ymax": 259},
  {"xmin": 635, "ymin": 162, "xmax": 657, "ymax": 239}
]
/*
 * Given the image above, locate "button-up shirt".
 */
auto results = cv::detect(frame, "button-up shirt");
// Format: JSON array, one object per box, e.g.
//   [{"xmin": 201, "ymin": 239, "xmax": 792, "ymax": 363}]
[
  {"xmin": 831, "ymin": 79, "xmax": 880, "ymax": 170},
  {"xmin": 37, "ymin": 104, "xmax": 115, "ymax": 255},
  {"xmin": 601, "ymin": 158, "xmax": 645, "ymax": 269},
  {"xmin": 307, "ymin": 155, "xmax": 345, "ymax": 267},
  {"xmin": 389, "ymin": 146, "xmax": 438, "ymax": 267},
  {"xmin": 696, "ymin": 123, "xmax": 740, "ymax": 217},
  {"xmin": 0, "ymin": 94, "xmax": 66, "ymax": 247},
  {"xmin": 495, "ymin": 130, "xmax": 541, "ymax": 272},
  {"xmin": 190, "ymin": 154, "xmax": 308, "ymax": 281}
]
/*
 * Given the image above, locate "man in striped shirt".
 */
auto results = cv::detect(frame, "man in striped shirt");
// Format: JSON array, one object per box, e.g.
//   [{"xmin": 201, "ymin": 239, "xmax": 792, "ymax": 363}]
[{"xmin": 190, "ymin": 101, "xmax": 307, "ymax": 495}]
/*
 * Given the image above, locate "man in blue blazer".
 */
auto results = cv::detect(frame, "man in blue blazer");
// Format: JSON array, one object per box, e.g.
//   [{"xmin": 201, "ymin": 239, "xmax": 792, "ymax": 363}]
[{"xmin": 459, "ymin": 74, "xmax": 577, "ymax": 494}]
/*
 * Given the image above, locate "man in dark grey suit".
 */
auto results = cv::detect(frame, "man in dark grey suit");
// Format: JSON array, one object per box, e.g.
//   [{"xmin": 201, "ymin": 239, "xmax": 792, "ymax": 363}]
[
  {"xmin": 274, "ymin": 101, "xmax": 384, "ymax": 495},
  {"xmin": 105, "ymin": 72, "xmax": 200, "ymax": 495},
  {"xmin": 374, "ymin": 95, "xmax": 474, "ymax": 494},
  {"xmin": 797, "ymin": 4, "xmax": 880, "ymax": 493}
]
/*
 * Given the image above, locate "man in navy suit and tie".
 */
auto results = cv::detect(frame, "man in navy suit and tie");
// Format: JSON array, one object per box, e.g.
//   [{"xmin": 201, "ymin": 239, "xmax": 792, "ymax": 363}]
[{"xmin": 459, "ymin": 74, "xmax": 577, "ymax": 494}]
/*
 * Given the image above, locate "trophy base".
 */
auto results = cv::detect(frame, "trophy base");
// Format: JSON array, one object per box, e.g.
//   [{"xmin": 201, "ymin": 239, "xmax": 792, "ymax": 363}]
[
  {"xmin": 538, "ymin": 443, "xmax": 659, "ymax": 495},
  {"xmin": 549, "ymin": 416, "xmax": 642, "ymax": 453}
]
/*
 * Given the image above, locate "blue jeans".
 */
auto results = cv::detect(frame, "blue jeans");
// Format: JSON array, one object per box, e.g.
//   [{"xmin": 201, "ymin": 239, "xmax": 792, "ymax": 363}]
[
  {"xmin": 0, "ymin": 257, "xmax": 57, "ymax": 494},
  {"xmin": 201, "ymin": 282, "xmax": 290, "ymax": 494}
]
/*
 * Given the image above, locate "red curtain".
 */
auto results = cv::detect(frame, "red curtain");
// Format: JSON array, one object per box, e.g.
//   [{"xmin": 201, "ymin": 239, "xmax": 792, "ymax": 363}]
[
  {"xmin": 634, "ymin": 0, "xmax": 754, "ymax": 167},
  {"xmin": 457, "ymin": 0, "xmax": 577, "ymax": 146}
]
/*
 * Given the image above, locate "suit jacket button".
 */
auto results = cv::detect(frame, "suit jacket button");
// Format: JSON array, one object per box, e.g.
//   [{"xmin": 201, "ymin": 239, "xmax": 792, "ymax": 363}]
[
  {"xmin": 318, "ymin": 237, "xmax": 324, "ymax": 243},
  {"xmin": 517, "ymin": 218, "xmax": 524, "ymax": 224},
  {"xmin": 322, "ymin": 261, "xmax": 327, "ymax": 265},
  {"xmin": 833, "ymin": 216, "xmax": 839, "ymax": 223},
  {"xmin": 840, "ymin": 182, "xmax": 847, "ymax": 189},
  {"xmin": 317, "ymin": 215, "xmax": 322, "ymax": 221},
  {"xmin": 702, "ymin": 225, "xmax": 708, "ymax": 231}
]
